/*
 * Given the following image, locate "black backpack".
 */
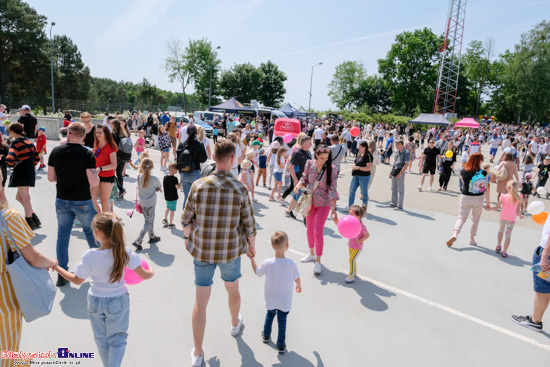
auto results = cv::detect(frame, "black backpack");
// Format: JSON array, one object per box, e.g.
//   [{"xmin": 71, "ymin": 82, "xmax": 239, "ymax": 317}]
[{"xmin": 177, "ymin": 144, "xmax": 195, "ymax": 173}]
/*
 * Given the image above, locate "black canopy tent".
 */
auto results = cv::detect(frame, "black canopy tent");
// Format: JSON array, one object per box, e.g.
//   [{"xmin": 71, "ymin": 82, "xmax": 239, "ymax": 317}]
[
  {"xmin": 279, "ymin": 103, "xmax": 307, "ymax": 118},
  {"xmin": 208, "ymin": 97, "xmax": 256, "ymax": 116},
  {"xmin": 409, "ymin": 113, "xmax": 452, "ymax": 126}
]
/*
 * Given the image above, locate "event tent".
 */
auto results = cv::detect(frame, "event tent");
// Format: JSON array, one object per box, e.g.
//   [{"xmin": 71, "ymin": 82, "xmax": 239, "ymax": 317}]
[
  {"xmin": 454, "ymin": 117, "xmax": 480, "ymax": 128},
  {"xmin": 409, "ymin": 113, "xmax": 452, "ymax": 126},
  {"xmin": 279, "ymin": 103, "xmax": 306, "ymax": 118},
  {"xmin": 208, "ymin": 97, "xmax": 256, "ymax": 115}
]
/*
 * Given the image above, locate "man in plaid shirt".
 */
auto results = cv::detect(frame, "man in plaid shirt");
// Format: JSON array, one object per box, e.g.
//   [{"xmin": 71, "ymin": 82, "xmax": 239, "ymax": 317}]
[{"xmin": 182, "ymin": 138, "xmax": 257, "ymax": 367}]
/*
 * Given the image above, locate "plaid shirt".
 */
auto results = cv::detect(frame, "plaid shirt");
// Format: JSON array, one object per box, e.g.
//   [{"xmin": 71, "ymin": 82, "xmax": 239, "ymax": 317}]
[{"xmin": 182, "ymin": 170, "xmax": 256, "ymax": 263}]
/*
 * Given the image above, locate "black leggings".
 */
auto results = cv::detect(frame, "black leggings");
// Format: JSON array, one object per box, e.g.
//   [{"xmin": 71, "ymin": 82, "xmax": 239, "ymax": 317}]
[
  {"xmin": 282, "ymin": 181, "xmax": 295, "ymax": 199},
  {"xmin": 439, "ymin": 163, "xmax": 453, "ymax": 189},
  {"xmin": 116, "ymin": 160, "xmax": 127, "ymax": 193}
]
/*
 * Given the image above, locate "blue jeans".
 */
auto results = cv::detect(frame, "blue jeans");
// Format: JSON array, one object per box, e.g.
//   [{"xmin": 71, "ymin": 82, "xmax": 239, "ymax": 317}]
[
  {"xmin": 88, "ymin": 293, "xmax": 130, "ymax": 367},
  {"xmin": 349, "ymin": 175, "xmax": 371, "ymax": 207},
  {"xmin": 263, "ymin": 309, "xmax": 289, "ymax": 346},
  {"xmin": 181, "ymin": 169, "xmax": 202, "ymax": 209},
  {"xmin": 56, "ymin": 198, "xmax": 98, "ymax": 270}
]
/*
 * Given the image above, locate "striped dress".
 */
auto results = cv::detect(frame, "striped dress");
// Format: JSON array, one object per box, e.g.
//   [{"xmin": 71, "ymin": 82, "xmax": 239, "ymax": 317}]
[{"xmin": 0, "ymin": 209, "xmax": 35, "ymax": 367}]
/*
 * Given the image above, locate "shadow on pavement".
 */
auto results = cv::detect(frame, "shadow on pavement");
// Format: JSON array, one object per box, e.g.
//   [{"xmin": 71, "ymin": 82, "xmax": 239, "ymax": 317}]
[
  {"xmin": 140, "ymin": 241, "xmax": 175, "ymax": 267},
  {"xmin": 31, "ymin": 233, "xmax": 47, "ymax": 246},
  {"xmin": 367, "ymin": 213, "xmax": 397, "ymax": 226},
  {"xmin": 322, "ymin": 227, "xmax": 340, "ymax": 239},
  {"xmin": 450, "ymin": 245, "xmax": 531, "ymax": 267},
  {"xmin": 403, "ymin": 209, "xmax": 436, "ymax": 221},
  {"xmin": 58, "ymin": 282, "xmax": 90, "ymax": 319},
  {"xmin": 234, "ymin": 325, "xmax": 263, "ymax": 367},
  {"xmin": 274, "ymin": 350, "xmax": 324, "ymax": 366},
  {"xmin": 318, "ymin": 267, "xmax": 395, "ymax": 311}
]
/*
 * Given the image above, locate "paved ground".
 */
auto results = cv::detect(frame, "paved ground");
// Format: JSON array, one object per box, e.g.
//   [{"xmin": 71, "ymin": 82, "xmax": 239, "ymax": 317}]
[{"xmin": 9, "ymin": 140, "xmax": 550, "ymax": 366}]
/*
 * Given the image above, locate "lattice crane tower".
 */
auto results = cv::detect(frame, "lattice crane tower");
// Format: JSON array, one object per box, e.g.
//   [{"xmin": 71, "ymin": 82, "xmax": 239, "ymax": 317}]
[{"xmin": 433, "ymin": 0, "xmax": 467, "ymax": 116}]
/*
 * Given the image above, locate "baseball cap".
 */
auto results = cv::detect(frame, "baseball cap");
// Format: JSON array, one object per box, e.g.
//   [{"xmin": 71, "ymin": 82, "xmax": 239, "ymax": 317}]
[
  {"xmin": 545, "ymin": 156, "xmax": 550, "ymax": 160},
  {"xmin": 525, "ymin": 172, "xmax": 533, "ymax": 178},
  {"xmin": 252, "ymin": 140, "xmax": 261, "ymax": 147},
  {"xmin": 21, "ymin": 105, "xmax": 31, "ymax": 110},
  {"xmin": 38, "ymin": 126, "xmax": 46, "ymax": 132}
]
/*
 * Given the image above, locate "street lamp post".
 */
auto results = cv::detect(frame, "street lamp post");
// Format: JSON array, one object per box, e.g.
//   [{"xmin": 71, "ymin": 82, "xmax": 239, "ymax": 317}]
[
  {"xmin": 308, "ymin": 62, "xmax": 322, "ymax": 111},
  {"xmin": 208, "ymin": 46, "xmax": 221, "ymax": 110},
  {"xmin": 49, "ymin": 22, "xmax": 56, "ymax": 114}
]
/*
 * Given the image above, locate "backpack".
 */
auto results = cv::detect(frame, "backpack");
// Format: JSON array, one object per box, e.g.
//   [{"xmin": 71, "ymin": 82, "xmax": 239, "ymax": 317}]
[
  {"xmin": 469, "ymin": 170, "xmax": 487, "ymax": 194},
  {"xmin": 495, "ymin": 164, "xmax": 509, "ymax": 182},
  {"xmin": 118, "ymin": 137, "xmax": 133, "ymax": 154},
  {"xmin": 177, "ymin": 145, "xmax": 195, "ymax": 173}
]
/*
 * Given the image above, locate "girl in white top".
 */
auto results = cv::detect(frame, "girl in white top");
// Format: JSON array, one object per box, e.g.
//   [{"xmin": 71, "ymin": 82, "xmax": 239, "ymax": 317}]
[
  {"xmin": 55, "ymin": 212, "xmax": 154, "ymax": 367},
  {"xmin": 269, "ymin": 147, "xmax": 287, "ymax": 202}
]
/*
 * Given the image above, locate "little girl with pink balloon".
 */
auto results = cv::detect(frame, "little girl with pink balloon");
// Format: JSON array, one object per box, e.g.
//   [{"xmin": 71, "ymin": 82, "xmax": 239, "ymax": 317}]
[
  {"xmin": 55, "ymin": 212, "xmax": 154, "ymax": 367},
  {"xmin": 335, "ymin": 205, "xmax": 369, "ymax": 283}
]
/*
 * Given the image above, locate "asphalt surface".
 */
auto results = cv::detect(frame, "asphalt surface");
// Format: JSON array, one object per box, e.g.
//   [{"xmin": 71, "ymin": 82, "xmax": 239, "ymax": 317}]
[{"xmin": 9, "ymin": 140, "xmax": 550, "ymax": 366}]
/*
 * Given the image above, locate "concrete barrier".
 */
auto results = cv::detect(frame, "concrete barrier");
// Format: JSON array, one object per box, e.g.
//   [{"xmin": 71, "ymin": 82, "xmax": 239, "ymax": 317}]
[{"xmin": 34, "ymin": 117, "xmax": 105, "ymax": 141}]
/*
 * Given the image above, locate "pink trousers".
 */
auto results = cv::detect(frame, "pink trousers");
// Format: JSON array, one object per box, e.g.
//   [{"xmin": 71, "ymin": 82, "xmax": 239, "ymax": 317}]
[{"xmin": 306, "ymin": 205, "xmax": 331, "ymax": 256}]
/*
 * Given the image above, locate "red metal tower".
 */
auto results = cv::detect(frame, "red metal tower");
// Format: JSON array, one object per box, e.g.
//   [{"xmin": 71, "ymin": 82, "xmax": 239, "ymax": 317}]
[{"xmin": 433, "ymin": 0, "xmax": 467, "ymax": 116}]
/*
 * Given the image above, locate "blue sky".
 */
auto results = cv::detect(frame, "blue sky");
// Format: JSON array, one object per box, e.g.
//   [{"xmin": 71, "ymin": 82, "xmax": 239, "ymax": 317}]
[{"xmin": 27, "ymin": 0, "xmax": 550, "ymax": 110}]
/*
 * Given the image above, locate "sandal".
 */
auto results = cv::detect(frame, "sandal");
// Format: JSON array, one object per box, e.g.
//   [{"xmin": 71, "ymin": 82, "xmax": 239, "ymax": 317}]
[
  {"xmin": 495, "ymin": 245, "xmax": 502, "ymax": 253},
  {"xmin": 469, "ymin": 240, "xmax": 477, "ymax": 246},
  {"xmin": 269, "ymin": 197, "xmax": 277, "ymax": 202},
  {"xmin": 501, "ymin": 252, "xmax": 508, "ymax": 258},
  {"xmin": 446, "ymin": 237, "xmax": 456, "ymax": 247}
]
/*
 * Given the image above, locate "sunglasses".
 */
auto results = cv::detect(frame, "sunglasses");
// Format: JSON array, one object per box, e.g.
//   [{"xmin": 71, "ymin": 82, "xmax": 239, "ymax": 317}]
[
  {"xmin": 95, "ymin": 148, "xmax": 100, "ymax": 157},
  {"xmin": 317, "ymin": 147, "xmax": 330, "ymax": 153}
]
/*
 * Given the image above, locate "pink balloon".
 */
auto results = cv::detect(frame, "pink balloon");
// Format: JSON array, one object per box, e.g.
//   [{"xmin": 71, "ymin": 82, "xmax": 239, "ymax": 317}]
[
  {"xmin": 350, "ymin": 127, "xmax": 360, "ymax": 137},
  {"xmin": 337, "ymin": 215, "xmax": 361, "ymax": 239},
  {"xmin": 126, "ymin": 209, "xmax": 133, "ymax": 217},
  {"xmin": 124, "ymin": 259, "xmax": 150, "ymax": 285},
  {"xmin": 283, "ymin": 133, "xmax": 293, "ymax": 144}
]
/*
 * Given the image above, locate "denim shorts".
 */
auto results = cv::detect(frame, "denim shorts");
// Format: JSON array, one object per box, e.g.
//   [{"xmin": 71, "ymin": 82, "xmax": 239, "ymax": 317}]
[
  {"xmin": 489, "ymin": 147, "xmax": 498, "ymax": 156},
  {"xmin": 533, "ymin": 247, "xmax": 550, "ymax": 293},
  {"xmin": 274, "ymin": 171, "xmax": 283, "ymax": 181},
  {"xmin": 292, "ymin": 188, "xmax": 303, "ymax": 201},
  {"xmin": 161, "ymin": 148, "xmax": 170, "ymax": 153},
  {"xmin": 166, "ymin": 200, "xmax": 177, "ymax": 211},
  {"xmin": 194, "ymin": 256, "xmax": 241, "ymax": 287}
]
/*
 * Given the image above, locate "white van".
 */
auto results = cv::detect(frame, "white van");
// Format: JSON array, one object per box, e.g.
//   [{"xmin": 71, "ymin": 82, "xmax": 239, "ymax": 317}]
[{"xmin": 193, "ymin": 111, "xmax": 223, "ymax": 124}]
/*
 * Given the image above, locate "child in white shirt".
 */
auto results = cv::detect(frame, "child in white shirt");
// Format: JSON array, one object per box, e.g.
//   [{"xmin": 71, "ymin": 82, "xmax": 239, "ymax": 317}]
[{"xmin": 251, "ymin": 231, "xmax": 301, "ymax": 354}]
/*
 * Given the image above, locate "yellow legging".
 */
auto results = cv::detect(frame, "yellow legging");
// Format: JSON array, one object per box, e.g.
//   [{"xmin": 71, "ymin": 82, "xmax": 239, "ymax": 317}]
[{"xmin": 349, "ymin": 248, "xmax": 362, "ymax": 277}]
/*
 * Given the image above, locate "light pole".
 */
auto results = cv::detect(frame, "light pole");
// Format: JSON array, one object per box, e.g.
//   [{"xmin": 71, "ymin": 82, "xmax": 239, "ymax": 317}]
[
  {"xmin": 49, "ymin": 22, "xmax": 56, "ymax": 114},
  {"xmin": 208, "ymin": 46, "xmax": 221, "ymax": 110},
  {"xmin": 308, "ymin": 62, "xmax": 322, "ymax": 111}
]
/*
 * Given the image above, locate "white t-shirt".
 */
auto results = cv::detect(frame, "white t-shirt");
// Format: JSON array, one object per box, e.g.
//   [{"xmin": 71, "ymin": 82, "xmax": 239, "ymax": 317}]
[
  {"xmin": 179, "ymin": 125, "xmax": 189, "ymax": 143},
  {"xmin": 256, "ymin": 258, "xmax": 300, "ymax": 312},
  {"xmin": 502, "ymin": 139, "xmax": 511, "ymax": 149},
  {"xmin": 539, "ymin": 216, "xmax": 550, "ymax": 249},
  {"xmin": 232, "ymin": 146, "xmax": 241, "ymax": 169},
  {"xmin": 202, "ymin": 137, "xmax": 211, "ymax": 159},
  {"xmin": 489, "ymin": 138, "xmax": 501, "ymax": 149},
  {"xmin": 530, "ymin": 141, "xmax": 539, "ymax": 154},
  {"xmin": 74, "ymin": 247, "xmax": 142, "ymax": 297},
  {"xmin": 314, "ymin": 128, "xmax": 324, "ymax": 140}
]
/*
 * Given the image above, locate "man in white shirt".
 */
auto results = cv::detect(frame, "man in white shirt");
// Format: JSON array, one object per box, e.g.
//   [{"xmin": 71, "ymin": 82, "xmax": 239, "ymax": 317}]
[
  {"xmin": 329, "ymin": 135, "xmax": 345, "ymax": 174},
  {"xmin": 178, "ymin": 124, "xmax": 189, "ymax": 144},
  {"xmin": 313, "ymin": 126, "xmax": 324, "ymax": 147},
  {"xmin": 0, "ymin": 104, "xmax": 10, "ymax": 122}
]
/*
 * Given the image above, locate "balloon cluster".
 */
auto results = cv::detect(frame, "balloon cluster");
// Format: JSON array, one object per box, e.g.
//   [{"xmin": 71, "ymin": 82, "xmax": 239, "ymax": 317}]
[{"xmin": 527, "ymin": 200, "xmax": 548, "ymax": 225}]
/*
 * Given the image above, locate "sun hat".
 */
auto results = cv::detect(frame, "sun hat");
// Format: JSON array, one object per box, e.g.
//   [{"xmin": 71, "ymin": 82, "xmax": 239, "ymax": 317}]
[{"xmin": 241, "ymin": 159, "xmax": 252, "ymax": 170}]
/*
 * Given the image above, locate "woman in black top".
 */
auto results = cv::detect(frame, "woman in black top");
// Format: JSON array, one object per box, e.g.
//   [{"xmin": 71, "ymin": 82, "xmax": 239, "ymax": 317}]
[
  {"xmin": 81, "ymin": 113, "xmax": 96, "ymax": 149},
  {"xmin": 348, "ymin": 141, "xmax": 373, "ymax": 212},
  {"xmin": 111, "ymin": 119, "xmax": 132, "ymax": 198},
  {"xmin": 177, "ymin": 125, "xmax": 207, "ymax": 208},
  {"xmin": 438, "ymin": 140, "xmax": 457, "ymax": 191}
]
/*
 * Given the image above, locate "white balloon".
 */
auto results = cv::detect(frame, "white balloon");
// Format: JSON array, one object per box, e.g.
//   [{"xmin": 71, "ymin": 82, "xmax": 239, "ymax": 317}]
[
  {"xmin": 537, "ymin": 186, "xmax": 547, "ymax": 196},
  {"xmin": 527, "ymin": 200, "xmax": 545, "ymax": 215}
]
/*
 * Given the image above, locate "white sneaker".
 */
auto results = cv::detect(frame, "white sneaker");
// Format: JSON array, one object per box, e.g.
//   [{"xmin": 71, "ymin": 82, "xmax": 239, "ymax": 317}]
[
  {"xmin": 230, "ymin": 313, "xmax": 243, "ymax": 336},
  {"xmin": 344, "ymin": 276, "xmax": 355, "ymax": 283},
  {"xmin": 428, "ymin": 186, "xmax": 432, "ymax": 191},
  {"xmin": 342, "ymin": 206, "xmax": 350, "ymax": 212},
  {"xmin": 313, "ymin": 262, "xmax": 322, "ymax": 275},
  {"xmin": 418, "ymin": 185, "xmax": 422, "ymax": 192},
  {"xmin": 191, "ymin": 348, "xmax": 203, "ymax": 367},
  {"xmin": 300, "ymin": 254, "xmax": 316, "ymax": 263}
]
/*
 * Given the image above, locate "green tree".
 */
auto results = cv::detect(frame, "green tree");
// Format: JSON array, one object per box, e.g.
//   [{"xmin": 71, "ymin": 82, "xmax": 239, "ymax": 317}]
[
  {"xmin": 52, "ymin": 34, "xmax": 90, "ymax": 101},
  {"xmin": 0, "ymin": 0, "xmax": 49, "ymax": 107},
  {"xmin": 328, "ymin": 61, "xmax": 367, "ymax": 110},
  {"xmin": 378, "ymin": 28, "xmax": 442, "ymax": 114},
  {"xmin": 460, "ymin": 39, "xmax": 494, "ymax": 116},
  {"xmin": 257, "ymin": 60, "xmax": 287, "ymax": 107},
  {"xmin": 164, "ymin": 37, "xmax": 220, "ymax": 112},
  {"xmin": 219, "ymin": 63, "xmax": 261, "ymax": 103},
  {"xmin": 353, "ymin": 75, "xmax": 392, "ymax": 113}
]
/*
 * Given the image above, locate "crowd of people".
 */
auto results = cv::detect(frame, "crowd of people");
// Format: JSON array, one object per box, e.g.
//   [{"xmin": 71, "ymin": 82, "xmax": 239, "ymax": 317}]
[{"xmin": 0, "ymin": 104, "xmax": 549, "ymax": 366}]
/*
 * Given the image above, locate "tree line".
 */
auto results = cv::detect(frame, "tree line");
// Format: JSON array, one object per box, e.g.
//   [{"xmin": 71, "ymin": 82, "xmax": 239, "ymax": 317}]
[
  {"xmin": 0, "ymin": 0, "xmax": 288, "ymax": 114},
  {"xmin": 328, "ymin": 22, "xmax": 550, "ymax": 124}
]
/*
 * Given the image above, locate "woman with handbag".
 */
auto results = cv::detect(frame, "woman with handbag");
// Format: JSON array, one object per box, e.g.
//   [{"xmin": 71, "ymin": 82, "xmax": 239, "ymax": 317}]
[
  {"xmin": 294, "ymin": 144, "xmax": 339, "ymax": 275},
  {"xmin": 0, "ymin": 199, "xmax": 57, "ymax": 367}
]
